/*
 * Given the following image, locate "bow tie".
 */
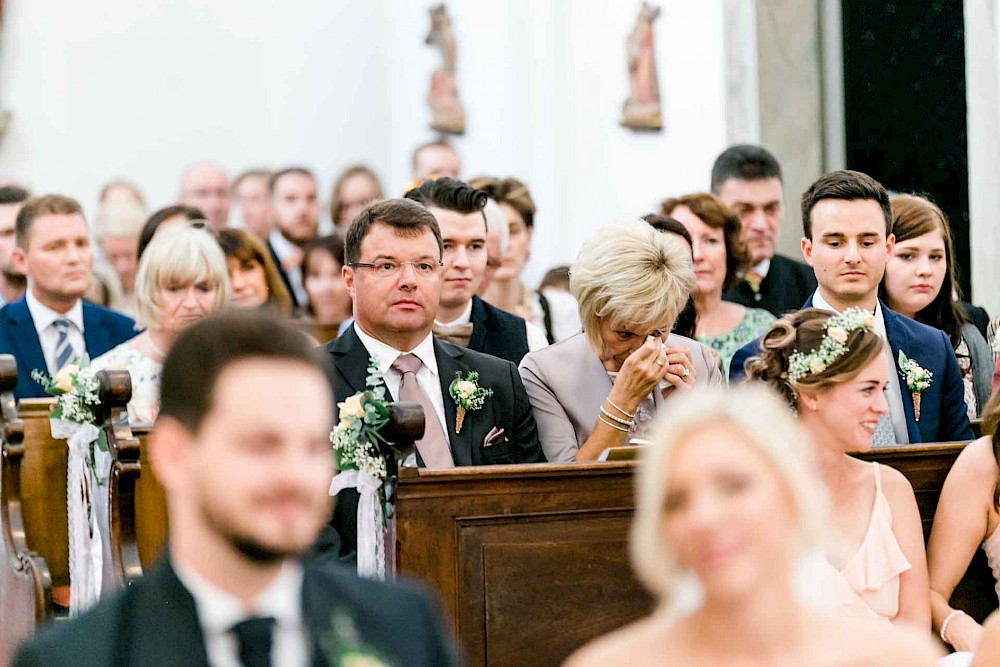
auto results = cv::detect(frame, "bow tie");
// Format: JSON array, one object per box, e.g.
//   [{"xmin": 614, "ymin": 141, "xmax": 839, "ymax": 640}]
[{"xmin": 433, "ymin": 322, "xmax": 474, "ymax": 347}]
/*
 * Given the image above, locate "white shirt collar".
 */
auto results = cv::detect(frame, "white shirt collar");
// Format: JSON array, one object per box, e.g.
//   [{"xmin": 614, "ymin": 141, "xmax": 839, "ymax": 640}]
[
  {"xmin": 752, "ymin": 257, "xmax": 771, "ymax": 278},
  {"xmin": 268, "ymin": 229, "xmax": 297, "ymax": 260},
  {"xmin": 173, "ymin": 558, "xmax": 304, "ymax": 639},
  {"xmin": 435, "ymin": 300, "xmax": 473, "ymax": 327},
  {"xmin": 25, "ymin": 289, "xmax": 84, "ymax": 335},
  {"xmin": 352, "ymin": 323, "xmax": 439, "ymax": 380},
  {"xmin": 811, "ymin": 289, "xmax": 888, "ymax": 338}
]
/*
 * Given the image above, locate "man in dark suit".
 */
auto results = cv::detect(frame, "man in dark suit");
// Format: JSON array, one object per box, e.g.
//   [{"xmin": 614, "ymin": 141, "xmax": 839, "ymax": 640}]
[
  {"xmin": 405, "ymin": 177, "xmax": 545, "ymax": 365},
  {"xmin": 15, "ymin": 310, "xmax": 455, "ymax": 666},
  {"xmin": 266, "ymin": 167, "xmax": 321, "ymax": 308},
  {"xmin": 729, "ymin": 170, "xmax": 973, "ymax": 445},
  {"xmin": 0, "ymin": 194, "xmax": 135, "ymax": 400},
  {"xmin": 713, "ymin": 144, "xmax": 817, "ymax": 317},
  {"xmin": 319, "ymin": 198, "xmax": 545, "ymax": 561}
]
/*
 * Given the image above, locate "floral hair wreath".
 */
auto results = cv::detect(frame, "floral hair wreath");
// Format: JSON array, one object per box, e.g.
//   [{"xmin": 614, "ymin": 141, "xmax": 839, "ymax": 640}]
[{"xmin": 786, "ymin": 308, "xmax": 876, "ymax": 383}]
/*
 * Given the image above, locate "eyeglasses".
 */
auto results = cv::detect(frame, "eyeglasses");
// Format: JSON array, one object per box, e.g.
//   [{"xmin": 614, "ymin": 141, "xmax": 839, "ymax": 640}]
[{"xmin": 350, "ymin": 260, "xmax": 442, "ymax": 278}]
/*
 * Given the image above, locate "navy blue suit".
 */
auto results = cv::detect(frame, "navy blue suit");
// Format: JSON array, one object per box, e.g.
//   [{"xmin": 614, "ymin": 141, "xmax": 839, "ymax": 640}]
[
  {"xmin": 467, "ymin": 295, "xmax": 531, "ymax": 365},
  {"xmin": 729, "ymin": 297, "xmax": 974, "ymax": 444},
  {"xmin": 0, "ymin": 298, "xmax": 136, "ymax": 400}
]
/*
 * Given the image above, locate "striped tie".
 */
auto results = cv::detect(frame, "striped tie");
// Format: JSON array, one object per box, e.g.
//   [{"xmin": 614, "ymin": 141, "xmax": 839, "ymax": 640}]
[
  {"xmin": 872, "ymin": 413, "xmax": 896, "ymax": 448},
  {"xmin": 53, "ymin": 319, "xmax": 75, "ymax": 372}
]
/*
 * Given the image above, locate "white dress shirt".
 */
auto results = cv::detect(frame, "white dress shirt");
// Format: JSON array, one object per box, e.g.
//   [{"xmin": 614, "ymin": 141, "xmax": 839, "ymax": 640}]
[
  {"xmin": 812, "ymin": 291, "xmax": 910, "ymax": 444},
  {"xmin": 751, "ymin": 257, "xmax": 772, "ymax": 279},
  {"xmin": 268, "ymin": 230, "xmax": 308, "ymax": 306},
  {"xmin": 353, "ymin": 323, "xmax": 450, "ymax": 446},
  {"xmin": 173, "ymin": 559, "xmax": 309, "ymax": 667},
  {"xmin": 436, "ymin": 299, "xmax": 548, "ymax": 351},
  {"xmin": 25, "ymin": 290, "xmax": 85, "ymax": 375}
]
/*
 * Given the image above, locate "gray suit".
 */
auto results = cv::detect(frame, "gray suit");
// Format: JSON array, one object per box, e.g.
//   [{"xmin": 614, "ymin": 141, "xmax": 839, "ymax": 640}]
[
  {"xmin": 519, "ymin": 332, "xmax": 724, "ymax": 462},
  {"xmin": 962, "ymin": 322, "xmax": 993, "ymax": 416}
]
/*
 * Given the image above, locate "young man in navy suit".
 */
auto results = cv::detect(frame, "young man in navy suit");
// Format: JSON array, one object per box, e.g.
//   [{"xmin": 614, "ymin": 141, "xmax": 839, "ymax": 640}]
[
  {"xmin": 0, "ymin": 195, "xmax": 135, "ymax": 400},
  {"xmin": 730, "ymin": 170, "xmax": 973, "ymax": 445},
  {"xmin": 405, "ymin": 177, "xmax": 546, "ymax": 365}
]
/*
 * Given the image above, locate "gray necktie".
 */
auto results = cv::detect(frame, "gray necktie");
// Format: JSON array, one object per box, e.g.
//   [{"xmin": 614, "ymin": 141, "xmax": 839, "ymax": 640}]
[
  {"xmin": 391, "ymin": 353, "xmax": 455, "ymax": 469},
  {"xmin": 872, "ymin": 414, "xmax": 896, "ymax": 448},
  {"xmin": 53, "ymin": 319, "xmax": 75, "ymax": 372}
]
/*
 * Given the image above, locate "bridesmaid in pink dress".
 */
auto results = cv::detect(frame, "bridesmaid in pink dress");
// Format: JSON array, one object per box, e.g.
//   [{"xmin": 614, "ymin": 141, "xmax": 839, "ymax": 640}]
[{"xmin": 746, "ymin": 308, "xmax": 931, "ymax": 630}]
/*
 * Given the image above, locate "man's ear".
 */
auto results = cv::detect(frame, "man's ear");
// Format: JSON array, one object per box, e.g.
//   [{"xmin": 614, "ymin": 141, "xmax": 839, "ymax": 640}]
[
  {"xmin": 800, "ymin": 236, "xmax": 813, "ymax": 267},
  {"xmin": 148, "ymin": 417, "xmax": 192, "ymax": 494},
  {"xmin": 343, "ymin": 264, "xmax": 356, "ymax": 299},
  {"xmin": 8, "ymin": 246, "xmax": 26, "ymax": 275},
  {"xmin": 885, "ymin": 232, "xmax": 895, "ymax": 254}
]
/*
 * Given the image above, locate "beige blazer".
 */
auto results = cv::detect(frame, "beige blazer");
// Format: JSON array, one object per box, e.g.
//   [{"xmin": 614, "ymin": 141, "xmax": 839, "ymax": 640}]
[{"xmin": 518, "ymin": 332, "xmax": 724, "ymax": 463}]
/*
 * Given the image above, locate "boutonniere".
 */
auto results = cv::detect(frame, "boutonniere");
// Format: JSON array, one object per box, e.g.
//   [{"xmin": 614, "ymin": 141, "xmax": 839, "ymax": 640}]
[
  {"xmin": 898, "ymin": 351, "xmax": 932, "ymax": 421},
  {"xmin": 319, "ymin": 609, "xmax": 391, "ymax": 667},
  {"xmin": 448, "ymin": 371, "xmax": 493, "ymax": 434}
]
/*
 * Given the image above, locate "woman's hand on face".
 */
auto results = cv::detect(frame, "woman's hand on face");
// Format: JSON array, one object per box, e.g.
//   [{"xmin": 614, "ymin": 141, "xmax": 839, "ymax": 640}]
[
  {"xmin": 608, "ymin": 335, "xmax": 669, "ymax": 409},
  {"xmin": 661, "ymin": 346, "xmax": 697, "ymax": 395}
]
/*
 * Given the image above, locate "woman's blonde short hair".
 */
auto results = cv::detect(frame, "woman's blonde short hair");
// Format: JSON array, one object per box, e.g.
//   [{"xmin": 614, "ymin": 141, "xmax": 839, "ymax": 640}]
[
  {"xmin": 571, "ymin": 219, "xmax": 695, "ymax": 353},
  {"xmin": 630, "ymin": 385, "xmax": 827, "ymax": 602},
  {"xmin": 134, "ymin": 225, "xmax": 230, "ymax": 329}
]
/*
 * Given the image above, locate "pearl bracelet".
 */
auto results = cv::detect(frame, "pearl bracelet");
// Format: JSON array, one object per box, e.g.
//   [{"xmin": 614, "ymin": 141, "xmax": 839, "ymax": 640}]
[{"xmin": 940, "ymin": 609, "xmax": 966, "ymax": 644}]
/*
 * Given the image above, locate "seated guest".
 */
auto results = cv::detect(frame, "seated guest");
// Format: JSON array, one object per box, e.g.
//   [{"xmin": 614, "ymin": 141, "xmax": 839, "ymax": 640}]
[
  {"xmin": 881, "ymin": 194, "xmax": 991, "ymax": 419},
  {"xmin": 301, "ymin": 234, "xmax": 352, "ymax": 326},
  {"xmin": 406, "ymin": 177, "xmax": 546, "ymax": 364},
  {"xmin": 267, "ymin": 167, "xmax": 320, "ymax": 308},
  {"xmin": 217, "ymin": 228, "xmax": 292, "ymax": 316},
  {"xmin": 92, "ymin": 226, "xmax": 230, "ymax": 424},
  {"xmin": 642, "ymin": 214, "xmax": 698, "ymax": 340},
  {"xmin": 746, "ymin": 308, "xmax": 930, "ymax": 628},
  {"xmin": 14, "ymin": 310, "xmax": 456, "ymax": 666},
  {"xmin": 470, "ymin": 175, "xmax": 581, "ymax": 343},
  {"xmin": 926, "ymin": 388, "xmax": 1000, "ymax": 653},
  {"xmin": 0, "ymin": 184, "xmax": 30, "ymax": 307},
  {"xmin": 230, "ymin": 168, "xmax": 274, "ymax": 241},
  {"xmin": 412, "ymin": 139, "xmax": 461, "ymax": 181},
  {"xmin": 330, "ymin": 164, "xmax": 383, "ymax": 232},
  {"xmin": 662, "ymin": 193, "xmax": 775, "ymax": 374},
  {"xmin": 177, "ymin": 160, "xmax": 230, "ymax": 230},
  {"xmin": 712, "ymin": 144, "xmax": 817, "ymax": 316},
  {"xmin": 318, "ymin": 198, "xmax": 544, "ymax": 561},
  {"xmin": 0, "ymin": 195, "xmax": 135, "ymax": 400},
  {"xmin": 566, "ymin": 387, "xmax": 940, "ymax": 666},
  {"xmin": 731, "ymin": 170, "xmax": 974, "ymax": 445},
  {"xmin": 519, "ymin": 220, "xmax": 723, "ymax": 463},
  {"xmin": 92, "ymin": 199, "xmax": 146, "ymax": 317},
  {"xmin": 98, "ymin": 179, "xmax": 146, "ymax": 211},
  {"xmin": 137, "ymin": 204, "xmax": 205, "ymax": 258},
  {"xmin": 478, "ymin": 197, "xmax": 508, "ymax": 294}
]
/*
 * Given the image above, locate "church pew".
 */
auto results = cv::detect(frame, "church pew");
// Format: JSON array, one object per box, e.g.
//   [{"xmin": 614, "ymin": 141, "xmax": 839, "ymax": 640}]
[
  {"xmin": 0, "ymin": 356, "xmax": 50, "ymax": 666},
  {"xmin": 395, "ymin": 441, "xmax": 999, "ymax": 666}
]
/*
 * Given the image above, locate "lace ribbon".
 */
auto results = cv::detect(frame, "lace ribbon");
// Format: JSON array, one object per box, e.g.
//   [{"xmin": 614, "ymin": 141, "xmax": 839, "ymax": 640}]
[
  {"xmin": 329, "ymin": 470, "xmax": 385, "ymax": 579},
  {"xmin": 50, "ymin": 418, "xmax": 103, "ymax": 616}
]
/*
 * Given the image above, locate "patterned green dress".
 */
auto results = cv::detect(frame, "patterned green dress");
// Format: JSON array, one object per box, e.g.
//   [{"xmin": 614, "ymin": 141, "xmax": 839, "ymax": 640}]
[{"xmin": 697, "ymin": 308, "xmax": 777, "ymax": 377}]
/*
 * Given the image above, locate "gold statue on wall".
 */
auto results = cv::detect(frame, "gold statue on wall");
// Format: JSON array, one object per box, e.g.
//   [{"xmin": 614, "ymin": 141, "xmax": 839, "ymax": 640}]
[{"xmin": 621, "ymin": 2, "xmax": 663, "ymax": 131}]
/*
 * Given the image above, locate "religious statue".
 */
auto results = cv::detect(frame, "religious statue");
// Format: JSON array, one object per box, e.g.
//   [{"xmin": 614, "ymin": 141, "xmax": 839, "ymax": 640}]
[
  {"xmin": 621, "ymin": 2, "xmax": 663, "ymax": 131},
  {"xmin": 425, "ymin": 3, "xmax": 465, "ymax": 135}
]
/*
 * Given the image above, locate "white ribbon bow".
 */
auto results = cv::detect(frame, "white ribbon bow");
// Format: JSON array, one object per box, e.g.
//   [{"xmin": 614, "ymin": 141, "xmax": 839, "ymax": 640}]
[
  {"xmin": 329, "ymin": 470, "xmax": 385, "ymax": 579},
  {"xmin": 50, "ymin": 418, "xmax": 104, "ymax": 616}
]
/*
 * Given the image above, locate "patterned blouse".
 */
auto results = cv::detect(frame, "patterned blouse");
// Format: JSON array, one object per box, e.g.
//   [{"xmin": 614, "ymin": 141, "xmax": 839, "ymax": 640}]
[
  {"xmin": 955, "ymin": 336, "xmax": 977, "ymax": 420},
  {"xmin": 698, "ymin": 308, "xmax": 777, "ymax": 377},
  {"xmin": 91, "ymin": 342, "xmax": 163, "ymax": 425}
]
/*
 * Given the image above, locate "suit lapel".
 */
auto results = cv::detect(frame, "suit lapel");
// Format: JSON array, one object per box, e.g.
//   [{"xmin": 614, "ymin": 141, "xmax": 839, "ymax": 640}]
[
  {"xmin": 881, "ymin": 305, "xmax": 920, "ymax": 442},
  {"xmin": 6, "ymin": 301, "xmax": 48, "ymax": 391},
  {"xmin": 330, "ymin": 327, "xmax": 373, "ymax": 398},
  {"xmin": 81, "ymin": 302, "xmax": 110, "ymax": 359},
  {"xmin": 434, "ymin": 339, "xmax": 473, "ymax": 466},
  {"xmin": 467, "ymin": 296, "xmax": 487, "ymax": 352}
]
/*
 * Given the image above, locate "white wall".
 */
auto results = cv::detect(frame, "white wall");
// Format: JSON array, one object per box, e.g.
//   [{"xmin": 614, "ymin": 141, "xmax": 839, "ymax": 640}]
[{"xmin": 0, "ymin": 0, "xmax": 729, "ymax": 285}]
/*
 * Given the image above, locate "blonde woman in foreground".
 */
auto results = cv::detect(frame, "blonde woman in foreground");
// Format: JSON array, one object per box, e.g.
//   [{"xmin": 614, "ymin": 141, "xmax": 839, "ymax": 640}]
[{"xmin": 565, "ymin": 387, "xmax": 941, "ymax": 666}]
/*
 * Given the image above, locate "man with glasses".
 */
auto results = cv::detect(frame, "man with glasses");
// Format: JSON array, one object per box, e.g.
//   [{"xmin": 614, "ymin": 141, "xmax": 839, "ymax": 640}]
[{"xmin": 317, "ymin": 198, "xmax": 544, "ymax": 562}]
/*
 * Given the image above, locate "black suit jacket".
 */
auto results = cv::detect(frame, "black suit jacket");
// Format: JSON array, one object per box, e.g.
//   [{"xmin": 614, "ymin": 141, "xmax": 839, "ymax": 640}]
[
  {"xmin": 466, "ymin": 295, "xmax": 531, "ymax": 365},
  {"xmin": 13, "ymin": 556, "xmax": 456, "ymax": 667},
  {"xmin": 316, "ymin": 325, "xmax": 545, "ymax": 561},
  {"xmin": 266, "ymin": 239, "xmax": 301, "ymax": 309},
  {"xmin": 722, "ymin": 253, "xmax": 817, "ymax": 318},
  {"xmin": 961, "ymin": 301, "xmax": 990, "ymax": 340}
]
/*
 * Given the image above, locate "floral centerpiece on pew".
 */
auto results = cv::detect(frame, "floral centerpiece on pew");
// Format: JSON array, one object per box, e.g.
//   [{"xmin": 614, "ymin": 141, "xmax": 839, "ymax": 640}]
[
  {"xmin": 329, "ymin": 358, "xmax": 407, "ymax": 580},
  {"xmin": 31, "ymin": 357, "xmax": 109, "ymax": 615}
]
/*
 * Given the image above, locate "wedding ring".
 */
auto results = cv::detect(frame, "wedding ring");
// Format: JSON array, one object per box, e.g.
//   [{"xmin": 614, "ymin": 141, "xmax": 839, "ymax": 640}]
[
  {"xmin": 682, "ymin": 367, "xmax": 690, "ymax": 378},
  {"xmin": 656, "ymin": 359, "xmax": 666, "ymax": 366}
]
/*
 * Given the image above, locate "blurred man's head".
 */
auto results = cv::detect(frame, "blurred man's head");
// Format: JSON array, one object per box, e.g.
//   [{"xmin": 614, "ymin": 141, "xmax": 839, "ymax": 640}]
[
  {"xmin": 411, "ymin": 140, "xmax": 461, "ymax": 181},
  {"xmin": 269, "ymin": 168, "xmax": 320, "ymax": 246},
  {"xmin": 178, "ymin": 161, "xmax": 230, "ymax": 230},
  {"xmin": 151, "ymin": 310, "xmax": 333, "ymax": 567},
  {"xmin": 0, "ymin": 185, "xmax": 30, "ymax": 270},
  {"xmin": 710, "ymin": 144, "xmax": 784, "ymax": 265},
  {"xmin": 232, "ymin": 169, "xmax": 274, "ymax": 241},
  {"xmin": 94, "ymin": 199, "xmax": 145, "ymax": 294}
]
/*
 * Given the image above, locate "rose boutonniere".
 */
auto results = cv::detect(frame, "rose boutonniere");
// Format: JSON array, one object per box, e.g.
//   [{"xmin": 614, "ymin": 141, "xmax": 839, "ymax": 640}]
[
  {"xmin": 319, "ymin": 609, "xmax": 392, "ymax": 667},
  {"xmin": 898, "ymin": 351, "xmax": 932, "ymax": 421},
  {"xmin": 448, "ymin": 371, "xmax": 492, "ymax": 434}
]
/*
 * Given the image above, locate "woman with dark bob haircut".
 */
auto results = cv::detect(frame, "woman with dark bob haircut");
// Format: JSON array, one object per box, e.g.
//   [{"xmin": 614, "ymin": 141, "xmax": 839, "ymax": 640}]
[{"xmin": 661, "ymin": 193, "xmax": 774, "ymax": 375}]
